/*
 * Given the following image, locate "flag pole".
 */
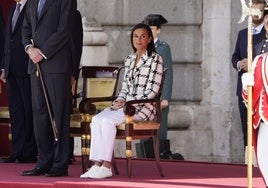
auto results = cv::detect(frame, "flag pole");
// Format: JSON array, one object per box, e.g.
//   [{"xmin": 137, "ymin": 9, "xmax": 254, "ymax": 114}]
[
  {"xmin": 238, "ymin": 0, "xmax": 261, "ymax": 187},
  {"xmin": 246, "ymin": 1, "xmax": 253, "ymax": 187}
]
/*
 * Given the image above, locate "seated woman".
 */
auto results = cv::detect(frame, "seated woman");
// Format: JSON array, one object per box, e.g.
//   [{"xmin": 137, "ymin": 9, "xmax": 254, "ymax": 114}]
[{"xmin": 80, "ymin": 23, "xmax": 164, "ymax": 179}]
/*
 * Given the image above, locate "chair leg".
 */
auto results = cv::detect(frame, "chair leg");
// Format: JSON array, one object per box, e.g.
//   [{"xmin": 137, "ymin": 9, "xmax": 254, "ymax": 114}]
[
  {"xmin": 81, "ymin": 134, "xmax": 88, "ymax": 173},
  {"xmin": 112, "ymin": 154, "xmax": 119, "ymax": 175},
  {"xmin": 86, "ymin": 134, "xmax": 90, "ymax": 168},
  {"xmin": 153, "ymin": 136, "xmax": 164, "ymax": 177},
  {"xmin": 81, "ymin": 122, "xmax": 91, "ymax": 173},
  {"xmin": 126, "ymin": 136, "xmax": 132, "ymax": 178},
  {"xmin": 8, "ymin": 124, "xmax": 12, "ymax": 154}
]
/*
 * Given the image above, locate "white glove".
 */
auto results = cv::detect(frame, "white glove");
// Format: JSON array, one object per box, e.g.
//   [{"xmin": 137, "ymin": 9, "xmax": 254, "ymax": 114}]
[{"xmin": 241, "ymin": 73, "xmax": 254, "ymax": 91}]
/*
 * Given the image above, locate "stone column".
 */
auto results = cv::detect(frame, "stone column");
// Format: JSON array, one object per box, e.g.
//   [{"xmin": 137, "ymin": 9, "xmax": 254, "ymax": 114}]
[{"xmin": 80, "ymin": 17, "xmax": 108, "ymax": 67}]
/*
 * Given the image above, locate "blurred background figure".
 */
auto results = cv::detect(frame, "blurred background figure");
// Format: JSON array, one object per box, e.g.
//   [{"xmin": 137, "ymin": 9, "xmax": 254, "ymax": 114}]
[
  {"xmin": 0, "ymin": 0, "xmax": 37, "ymax": 163},
  {"xmin": 231, "ymin": 0, "xmax": 266, "ymax": 148}
]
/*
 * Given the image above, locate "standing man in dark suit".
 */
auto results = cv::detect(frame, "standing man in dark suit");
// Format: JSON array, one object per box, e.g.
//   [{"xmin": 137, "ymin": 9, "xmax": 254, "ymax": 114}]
[
  {"xmin": 69, "ymin": 0, "xmax": 83, "ymax": 164},
  {"xmin": 21, "ymin": 0, "xmax": 74, "ymax": 177},
  {"xmin": 231, "ymin": 0, "xmax": 266, "ymax": 148},
  {"xmin": 0, "ymin": 0, "xmax": 37, "ymax": 163}
]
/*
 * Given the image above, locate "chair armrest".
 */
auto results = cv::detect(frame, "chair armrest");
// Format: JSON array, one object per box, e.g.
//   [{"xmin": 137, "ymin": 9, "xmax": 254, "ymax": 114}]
[
  {"xmin": 79, "ymin": 96, "xmax": 117, "ymax": 114},
  {"xmin": 123, "ymin": 98, "xmax": 159, "ymax": 116}
]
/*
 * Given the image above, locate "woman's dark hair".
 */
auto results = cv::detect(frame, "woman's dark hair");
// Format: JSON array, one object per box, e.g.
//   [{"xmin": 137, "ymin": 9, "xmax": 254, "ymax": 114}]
[{"xmin": 130, "ymin": 23, "xmax": 156, "ymax": 56}]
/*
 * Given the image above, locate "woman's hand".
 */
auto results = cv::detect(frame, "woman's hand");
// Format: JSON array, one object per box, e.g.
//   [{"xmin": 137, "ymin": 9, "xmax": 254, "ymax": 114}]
[
  {"xmin": 112, "ymin": 99, "xmax": 125, "ymax": 110},
  {"xmin": 161, "ymin": 100, "xmax": 169, "ymax": 109}
]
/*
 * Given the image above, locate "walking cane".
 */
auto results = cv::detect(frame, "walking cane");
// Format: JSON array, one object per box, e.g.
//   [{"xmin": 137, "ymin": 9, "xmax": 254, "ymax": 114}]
[
  {"xmin": 238, "ymin": 1, "xmax": 261, "ymax": 187},
  {"xmin": 31, "ymin": 40, "xmax": 58, "ymax": 142},
  {"xmin": 36, "ymin": 64, "xmax": 58, "ymax": 142}
]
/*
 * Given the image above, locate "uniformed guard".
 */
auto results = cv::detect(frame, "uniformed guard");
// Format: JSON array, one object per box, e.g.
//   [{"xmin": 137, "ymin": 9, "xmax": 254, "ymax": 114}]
[{"xmin": 142, "ymin": 14, "xmax": 175, "ymax": 159}]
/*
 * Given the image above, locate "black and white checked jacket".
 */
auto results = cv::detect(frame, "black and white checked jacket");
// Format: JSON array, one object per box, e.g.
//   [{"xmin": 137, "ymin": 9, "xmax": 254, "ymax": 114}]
[{"xmin": 118, "ymin": 51, "xmax": 164, "ymax": 120}]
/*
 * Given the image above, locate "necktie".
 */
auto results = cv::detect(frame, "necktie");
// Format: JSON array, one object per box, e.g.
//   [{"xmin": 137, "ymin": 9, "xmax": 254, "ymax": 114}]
[
  {"xmin": 37, "ymin": 0, "xmax": 46, "ymax": 18},
  {"xmin": 252, "ymin": 28, "xmax": 258, "ymax": 35},
  {"xmin": 11, "ymin": 3, "xmax": 21, "ymax": 32}
]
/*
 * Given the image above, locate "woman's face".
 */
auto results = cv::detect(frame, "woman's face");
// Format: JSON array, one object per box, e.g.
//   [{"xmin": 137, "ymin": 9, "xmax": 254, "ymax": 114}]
[{"xmin": 132, "ymin": 28, "xmax": 152, "ymax": 52}]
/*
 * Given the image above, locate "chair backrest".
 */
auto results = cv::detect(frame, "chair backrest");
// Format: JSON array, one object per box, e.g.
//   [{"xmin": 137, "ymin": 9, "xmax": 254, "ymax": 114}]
[
  {"xmin": 154, "ymin": 68, "xmax": 167, "ymax": 124},
  {"xmin": 115, "ymin": 66, "xmax": 125, "ymax": 97},
  {"xmin": 80, "ymin": 66, "xmax": 120, "ymax": 111},
  {"xmin": 78, "ymin": 66, "xmax": 166, "ymax": 118}
]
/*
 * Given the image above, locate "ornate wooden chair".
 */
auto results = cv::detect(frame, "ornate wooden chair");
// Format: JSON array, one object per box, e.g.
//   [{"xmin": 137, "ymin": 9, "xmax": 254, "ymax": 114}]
[
  {"xmin": 79, "ymin": 67, "xmax": 166, "ymax": 177},
  {"xmin": 70, "ymin": 66, "xmax": 120, "ymax": 173}
]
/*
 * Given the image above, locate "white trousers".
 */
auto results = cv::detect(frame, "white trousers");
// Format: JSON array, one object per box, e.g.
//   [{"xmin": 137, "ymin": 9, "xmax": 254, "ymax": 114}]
[
  {"xmin": 89, "ymin": 108, "xmax": 141, "ymax": 162},
  {"xmin": 257, "ymin": 122, "xmax": 268, "ymax": 186}
]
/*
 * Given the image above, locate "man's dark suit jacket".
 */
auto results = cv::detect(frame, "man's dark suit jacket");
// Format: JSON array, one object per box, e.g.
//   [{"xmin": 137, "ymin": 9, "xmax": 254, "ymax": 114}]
[
  {"xmin": 22, "ymin": 0, "xmax": 73, "ymax": 75},
  {"xmin": 1, "ymin": 4, "xmax": 28, "ymax": 78},
  {"xmin": 71, "ymin": 10, "xmax": 83, "ymax": 80},
  {"xmin": 231, "ymin": 27, "xmax": 266, "ymax": 96}
]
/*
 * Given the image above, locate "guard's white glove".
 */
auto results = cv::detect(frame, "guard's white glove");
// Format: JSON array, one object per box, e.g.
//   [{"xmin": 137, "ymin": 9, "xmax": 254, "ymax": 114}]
[{"xmin": 241, "ymin": 73, "xmax": 254, "ymax": 91}]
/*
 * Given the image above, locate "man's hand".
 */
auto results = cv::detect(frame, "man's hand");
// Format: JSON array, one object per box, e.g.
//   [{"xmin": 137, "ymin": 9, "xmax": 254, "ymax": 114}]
[
  {"xmin": 71, "ymin": 76, "xmax": 76, "ymax": 85},
  {"xmin": 238, "ymin": 58, "xmax": 248, "ymax": 72},
  {"xmin": 27, "ymin": 46, "xmax": 44, "ymax": 64},
  {"xmin": 0, "ymin": 70, "xmax": 6, "ymax": 83}
]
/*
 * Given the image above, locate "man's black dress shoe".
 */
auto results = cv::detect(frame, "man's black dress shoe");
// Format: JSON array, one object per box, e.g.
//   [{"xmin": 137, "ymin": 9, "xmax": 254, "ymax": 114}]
[
  {"xmin": 21, "ymin": 167, "xmax": 49, "ymax": 176},
  {"xmin": 0, "ymin": 156, "xmax": 18, "ymax": 163},
  {"xmin": 44, "ymin": 168, "xmax": 68, "ymax": 177}
]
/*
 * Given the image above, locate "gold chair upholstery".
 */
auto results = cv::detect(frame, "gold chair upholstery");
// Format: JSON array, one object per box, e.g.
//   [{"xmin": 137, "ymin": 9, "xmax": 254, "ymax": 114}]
[{"xmin": 0, "ymin": 106, "xmax": 10, "ymax": 124}]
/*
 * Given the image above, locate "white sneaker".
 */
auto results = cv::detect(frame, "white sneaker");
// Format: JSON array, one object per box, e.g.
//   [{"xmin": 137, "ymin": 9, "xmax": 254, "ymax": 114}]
[
  {"xmin": 80, "ymin": 165, "xmax": 100, "ymax": 178},
  {"xmin": 90, "ymin": 166, "xmax": 113, "ymax": 179}
]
